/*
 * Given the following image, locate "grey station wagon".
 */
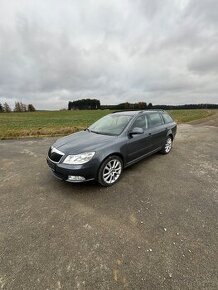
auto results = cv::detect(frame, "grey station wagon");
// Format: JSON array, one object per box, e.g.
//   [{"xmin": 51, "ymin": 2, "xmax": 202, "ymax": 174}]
[{"xmin": 47, "ymin": 110, "xmax": 177, "ymax": 186}]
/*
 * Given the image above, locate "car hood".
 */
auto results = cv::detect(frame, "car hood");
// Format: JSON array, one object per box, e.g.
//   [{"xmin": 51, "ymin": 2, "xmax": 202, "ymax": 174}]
[{"xmin": 53, "ymin": 130, "xmax": 117, "ymax": 154}]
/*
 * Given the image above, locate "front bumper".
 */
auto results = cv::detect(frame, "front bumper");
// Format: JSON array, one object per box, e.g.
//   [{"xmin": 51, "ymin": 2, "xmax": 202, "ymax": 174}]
[{"xmin": 47, "ymin": 157, "xmax": 98, "ymax": 183}]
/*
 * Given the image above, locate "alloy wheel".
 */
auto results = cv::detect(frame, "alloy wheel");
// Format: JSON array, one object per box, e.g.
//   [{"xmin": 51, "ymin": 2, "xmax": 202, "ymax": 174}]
[
  {"xmin": 165, "ymin": 137, "xmax": 172, "ymax": 153},
  {"xmin": 102, "ymin": 159, "xmax": 122, "ymax": 184}
]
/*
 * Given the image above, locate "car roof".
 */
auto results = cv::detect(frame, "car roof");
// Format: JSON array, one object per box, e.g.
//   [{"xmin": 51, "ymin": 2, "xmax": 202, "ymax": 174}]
[{"xmin": 111, "ymin": 110, "xmax": 165, "ymax": 116}]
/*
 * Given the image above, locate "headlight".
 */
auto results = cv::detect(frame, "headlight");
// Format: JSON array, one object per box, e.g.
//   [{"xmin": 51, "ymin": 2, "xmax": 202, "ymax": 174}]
[{"xmin": 63, "ymin": 152, "xmax": 95, "ymax": 165}]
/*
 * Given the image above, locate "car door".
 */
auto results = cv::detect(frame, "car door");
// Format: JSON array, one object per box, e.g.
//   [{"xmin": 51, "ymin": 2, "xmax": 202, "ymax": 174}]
[
  {"xmin": 126, "ymin": 114, "xmax": 153, "ymax": 163},
  {"xmin": 147, "ymin": 112, "xmax": 166, "ymax": 150}
]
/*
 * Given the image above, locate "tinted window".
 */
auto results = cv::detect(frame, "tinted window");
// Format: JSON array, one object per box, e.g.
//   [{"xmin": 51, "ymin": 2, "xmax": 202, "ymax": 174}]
[
  {"xmin": 148, "ymin": 113, "xmax": 163, "ymax": 128},
  {"xmin": 132, "ymin": 115, "xmax": 148, "ymax": 130},
  {"xmin": 162, "ymin": 113, "xmax": 173, "ymax": 124}
]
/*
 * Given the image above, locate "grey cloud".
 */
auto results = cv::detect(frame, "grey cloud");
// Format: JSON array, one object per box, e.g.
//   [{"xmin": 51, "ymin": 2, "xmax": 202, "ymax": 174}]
[
  {"xmin": 0, "ymin": 0, "xmax": 217, "ymax": 109},
  {"xmin": 188, "ymin": 49, "xmax": 218, "ymax": 74},
  {"xmin": 186, "ymin": 0, "xmax": 218, "ymax": 27}
]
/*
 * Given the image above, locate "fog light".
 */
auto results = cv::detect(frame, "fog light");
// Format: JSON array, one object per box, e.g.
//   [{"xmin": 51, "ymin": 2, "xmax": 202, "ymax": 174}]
[{"xmin": 67, "ymin": 175, "xmax": 86, "ymax": 182}]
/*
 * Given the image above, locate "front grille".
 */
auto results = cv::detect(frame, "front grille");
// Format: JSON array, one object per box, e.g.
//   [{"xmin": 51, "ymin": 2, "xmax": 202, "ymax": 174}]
[{"xmin": 48, "ymin": 147, "xmax": 64, "ymax": 163}]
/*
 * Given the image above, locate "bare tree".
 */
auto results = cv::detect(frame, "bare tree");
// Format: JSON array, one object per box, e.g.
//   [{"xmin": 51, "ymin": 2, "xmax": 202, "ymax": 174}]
[
  {"xmin": 0, "ymin": 103, "xmax": 4, "ymax": 112},
  {"xmin": 28, "ymin": 104, "xmax": 36, "ymax": 112},
  {"xmin": 14, "ymin": 102, "xmax": 29, "ymax": 112},
  {"xmin": 3, "ymin": 102, "xmax": 11, "ymax": 112},
  {"xmin": 20, "ymin": 102, "xmax": 27, "ymax": 112},
  {"xmin": 14, "ymin": 102, "xmax": 22, "ymax": 112}
]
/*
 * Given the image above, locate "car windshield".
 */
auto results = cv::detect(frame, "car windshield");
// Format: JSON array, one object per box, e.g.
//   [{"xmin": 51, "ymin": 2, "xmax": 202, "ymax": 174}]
[{"xmin": 88, "ymin": 114, "xmax": 132, "ymax": 136}]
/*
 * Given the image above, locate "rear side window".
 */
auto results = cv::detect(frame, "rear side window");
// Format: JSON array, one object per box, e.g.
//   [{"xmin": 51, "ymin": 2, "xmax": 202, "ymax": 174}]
[
  {"xmin": 148, "ymin": 113, "xmax": 163, "ymax": 128},
  {"xmin": 162, "ymin": 113, "xmax": 173, "ymax": 124}
]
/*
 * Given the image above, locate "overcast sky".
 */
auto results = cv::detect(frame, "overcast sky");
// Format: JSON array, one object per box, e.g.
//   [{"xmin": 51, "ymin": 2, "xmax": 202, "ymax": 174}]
[{"xmin": 0, "ymin": 0, "xmax": 217, "ymax": 109}]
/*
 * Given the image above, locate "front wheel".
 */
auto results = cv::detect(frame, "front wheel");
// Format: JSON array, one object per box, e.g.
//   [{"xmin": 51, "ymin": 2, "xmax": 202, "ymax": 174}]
[
  {"xmin": 160, "ymin": 136, "xmax": 173, "ymax": 154},
  {"xmin": 98, "ymin": 156, "xmax": 123, "ymax": 186}
]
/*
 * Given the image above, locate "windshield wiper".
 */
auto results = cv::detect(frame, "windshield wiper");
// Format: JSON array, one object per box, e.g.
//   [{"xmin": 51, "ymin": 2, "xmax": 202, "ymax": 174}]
[
  {"xmin": 90, "ymin": 130, "xmax": 102, "ymax": 134},
  {"xmin": 100, "ymin": 132, "xmax": 116, "ymax": 136},
  {"xmin": 92, "ymin": 131, "xmax": 116, "ymax": 136}
]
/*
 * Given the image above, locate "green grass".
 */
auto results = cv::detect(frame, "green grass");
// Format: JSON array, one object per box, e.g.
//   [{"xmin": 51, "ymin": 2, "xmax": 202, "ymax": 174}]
[
  {"xmin": 0, "ymin": 110, "xmax": 111, "ymax": 139},
  {"xmin": 168, "ymin": 109, "xmax": 214, "ymax": 124},
  {"xmin": 0, "ymin": 109, "xmax": 215, "ymax": 139}
]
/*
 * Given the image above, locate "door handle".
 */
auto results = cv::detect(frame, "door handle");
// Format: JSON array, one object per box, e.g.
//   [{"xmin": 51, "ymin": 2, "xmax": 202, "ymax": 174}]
[{"xmin": 149, "ymin": 132, "xmax": 152, "ymax": 136}]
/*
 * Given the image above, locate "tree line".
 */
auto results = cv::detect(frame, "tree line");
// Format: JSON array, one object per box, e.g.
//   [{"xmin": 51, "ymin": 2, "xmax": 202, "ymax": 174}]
[
  {"xmin": 68, "ymin": 99, "xmax": 101, "ymax": 110},
  {"xmin": 150, "ymin": 103, "xmax": 218, "ymax": 110},
  {"xmin": 0, "ymin": 102, "xmax": 36, "ymax": 113},
  {"xmin": 1, "ymin": 98, "xmax": 217, "ymax": 112},
  {"xmin": 101, "ymin": 102, "xmax": 218, "ymax": 110},
  {"xmin": 101, "ymin": 102, "xmax": 153, "ymax": 110},
  {"xmin": 68, "ymin": 99, "xmax": 218, "ymax": 111}
]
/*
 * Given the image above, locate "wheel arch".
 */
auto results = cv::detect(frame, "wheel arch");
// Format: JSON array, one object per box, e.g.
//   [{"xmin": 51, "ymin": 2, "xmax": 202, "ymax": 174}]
[
  {"xmin": 97, "ymin": 152, "xmax": 125, "ymax": 175},
  {"xmin": 100, "ymin": 152, "xmax": 124, "ymax": 166},
  {"xmin": 167, "ymin": 130, "xmax": 174, "ymax": 140}
]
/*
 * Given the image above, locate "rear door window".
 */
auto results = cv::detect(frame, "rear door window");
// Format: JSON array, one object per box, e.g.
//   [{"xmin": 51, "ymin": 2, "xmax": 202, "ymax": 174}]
[
  {"xmin": 148, "ymin": 113, "xmax": 163, "ymax": 128},
  {"xmin": 132, "ymin": 115, "xmax": 148, "ymax": 130}
]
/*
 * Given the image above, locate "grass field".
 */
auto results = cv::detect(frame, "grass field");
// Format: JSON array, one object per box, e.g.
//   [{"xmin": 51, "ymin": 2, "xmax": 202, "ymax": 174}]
[{"xmin": 0, "ymin": 109, "xmax": 215, "ymax": 139}]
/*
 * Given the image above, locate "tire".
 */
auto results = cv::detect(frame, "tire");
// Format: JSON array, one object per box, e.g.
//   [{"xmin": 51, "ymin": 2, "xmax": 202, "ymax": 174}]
[
  {"xmin": 98, "ymin": 155, "xmax": 123, "ymax": 186},
  {"xmin": 160, "ymin": 136, "xmax": 173, "ymax": 154}
]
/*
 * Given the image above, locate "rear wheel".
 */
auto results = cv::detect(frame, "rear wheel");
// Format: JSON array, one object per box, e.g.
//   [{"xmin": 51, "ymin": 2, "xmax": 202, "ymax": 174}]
[
  {"xmin": 98, "ymin": 156, "xmax": 123, "ymax": 186},
  {"xmin": 160, "ymin": 136, "xmax": 173, "ymax": 154}
]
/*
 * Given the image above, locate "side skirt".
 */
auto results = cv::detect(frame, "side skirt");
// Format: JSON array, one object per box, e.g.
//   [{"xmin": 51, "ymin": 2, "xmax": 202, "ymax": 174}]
[{"xmin": 124, "ymin": 147, "xmax": 162, "ymax": 168}]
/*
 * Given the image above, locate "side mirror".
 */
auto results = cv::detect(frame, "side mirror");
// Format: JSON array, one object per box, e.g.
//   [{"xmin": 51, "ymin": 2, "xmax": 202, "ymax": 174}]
[{"xmin": 129, "ymin": 127, "xmax": 144, "ymax": 136}]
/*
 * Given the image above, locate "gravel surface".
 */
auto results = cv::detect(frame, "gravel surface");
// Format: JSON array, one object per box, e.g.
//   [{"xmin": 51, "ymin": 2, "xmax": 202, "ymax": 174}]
[{"xmin": 0, "ymin": 114, "xmax": 217, "ymax": 289}]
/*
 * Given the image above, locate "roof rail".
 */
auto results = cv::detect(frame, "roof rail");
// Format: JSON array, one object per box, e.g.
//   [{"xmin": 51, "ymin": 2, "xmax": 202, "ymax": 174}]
[
  {"xmin": 111, "ymin": 109, "xmax": 166, "ymax": 114},
  {"xmin": 111, "ymin": 110, "xmax": 124, "ymax": 113},
  {"xmin": 111, "ymin": 110, "xmax": 142, "ymax": 114},
  {"xmin": 146, "ymin": 109, "xmax": 165, "ymax": 112}
]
